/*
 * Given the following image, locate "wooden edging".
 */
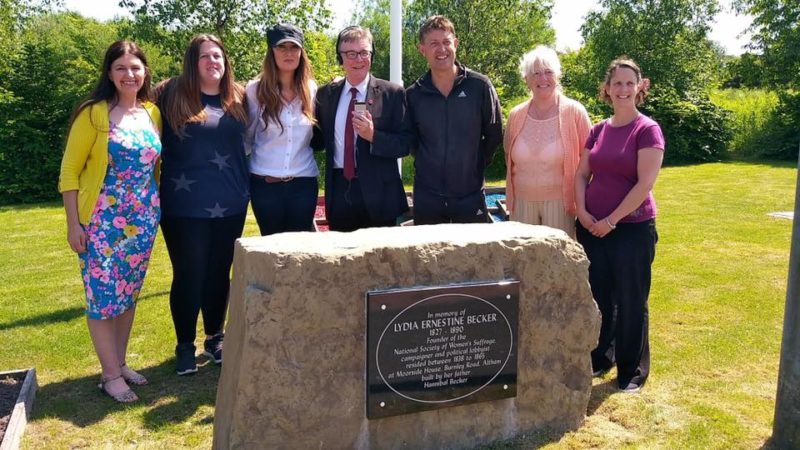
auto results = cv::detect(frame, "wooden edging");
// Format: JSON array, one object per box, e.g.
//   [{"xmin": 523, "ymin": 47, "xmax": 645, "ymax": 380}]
[{"xmin": 0, "ymin": 368, "xmax": 37, "ymax": 450}]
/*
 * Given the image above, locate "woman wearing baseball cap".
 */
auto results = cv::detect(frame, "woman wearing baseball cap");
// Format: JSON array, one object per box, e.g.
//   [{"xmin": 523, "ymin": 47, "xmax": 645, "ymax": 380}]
[{"xmin": 245, "ymin": 24, "xmax": 320, "ymax": 235}]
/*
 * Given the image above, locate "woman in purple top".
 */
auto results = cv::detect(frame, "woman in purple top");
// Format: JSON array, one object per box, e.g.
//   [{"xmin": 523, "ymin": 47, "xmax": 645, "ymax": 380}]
[{"xmin": 574, "ymin": 57, "xmax": 665, "ymax": 393}]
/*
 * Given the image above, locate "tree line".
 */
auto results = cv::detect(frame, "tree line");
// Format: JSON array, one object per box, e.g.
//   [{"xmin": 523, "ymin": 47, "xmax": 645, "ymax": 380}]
[{"xmin": 0, "ymin": 0, "xmax": 796, "ymax": 205}]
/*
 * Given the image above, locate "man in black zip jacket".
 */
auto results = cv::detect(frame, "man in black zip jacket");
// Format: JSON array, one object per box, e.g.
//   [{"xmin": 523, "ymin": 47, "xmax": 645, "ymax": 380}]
[{"xmin": 406, "ymin": 15, "xmax": 503, "ymax": 225}]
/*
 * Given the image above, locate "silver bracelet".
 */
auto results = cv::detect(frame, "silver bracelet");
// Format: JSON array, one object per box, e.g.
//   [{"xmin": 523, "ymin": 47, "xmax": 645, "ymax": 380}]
[{"xmin": 606, "ymin": 218, "xmax": 616, "ymax": 230}]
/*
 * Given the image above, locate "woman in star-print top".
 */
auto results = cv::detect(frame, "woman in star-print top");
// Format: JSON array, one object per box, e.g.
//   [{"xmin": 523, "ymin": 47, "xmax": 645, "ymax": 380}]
[{"xmin": 154, "ymin": 34, "xmax": 249, "ymax": 376}]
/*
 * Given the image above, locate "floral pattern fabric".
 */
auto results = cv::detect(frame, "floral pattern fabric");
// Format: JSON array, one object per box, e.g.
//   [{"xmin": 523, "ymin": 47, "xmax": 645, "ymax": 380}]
[{"xmin": 80, "ymin": 121, "xmax": 161, "ymax": 319}]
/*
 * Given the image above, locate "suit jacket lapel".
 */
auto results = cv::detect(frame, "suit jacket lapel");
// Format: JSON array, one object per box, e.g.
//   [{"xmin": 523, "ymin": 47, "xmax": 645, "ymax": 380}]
[
  {"xmin": 355, "ymin": 76, "xmax": 381, "ymax": 152},
  {"xmin": 366, "ymin": 76, "xmax": 382, "ymax": 117}
]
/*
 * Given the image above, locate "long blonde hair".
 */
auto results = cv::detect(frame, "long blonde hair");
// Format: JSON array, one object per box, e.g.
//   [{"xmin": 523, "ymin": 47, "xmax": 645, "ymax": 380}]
[
  {"xmin": 159, "ymin": 34, "xmax": 247, "ymax": 136},
  {"xmin": 255, "ymin": 46, "xmax": 315, "ymax": 133}
]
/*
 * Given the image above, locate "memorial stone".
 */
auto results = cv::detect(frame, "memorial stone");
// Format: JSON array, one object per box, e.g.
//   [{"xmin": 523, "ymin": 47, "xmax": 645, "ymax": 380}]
[{"xmin": 213, "ymin": 222, "xmax": 600, "ymax": 449}]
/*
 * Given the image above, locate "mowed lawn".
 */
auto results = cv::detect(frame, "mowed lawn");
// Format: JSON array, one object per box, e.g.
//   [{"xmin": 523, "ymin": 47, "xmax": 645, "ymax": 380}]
[{"xmin": 0, "ymin": 161, "xmax": 795, "ymax": 449}]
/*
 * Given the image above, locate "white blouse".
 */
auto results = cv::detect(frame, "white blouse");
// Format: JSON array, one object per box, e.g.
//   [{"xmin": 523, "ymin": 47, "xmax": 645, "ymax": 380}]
[{"xmin": 245, "ymin": 79, "xmax": 319, "ymax": 178}]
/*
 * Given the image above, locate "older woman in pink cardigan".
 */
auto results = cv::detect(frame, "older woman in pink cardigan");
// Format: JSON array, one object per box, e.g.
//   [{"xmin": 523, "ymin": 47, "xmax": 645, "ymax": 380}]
[{"xmin": 504, "ymin": 46, "xmax": 591, "ymax": 237}]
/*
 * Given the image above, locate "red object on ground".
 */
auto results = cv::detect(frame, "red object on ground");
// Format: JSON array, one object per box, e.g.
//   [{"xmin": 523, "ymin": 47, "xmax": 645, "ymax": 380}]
[{"xmin": 314, "ymin": 197, "xmax": 329, "ymax": 232}]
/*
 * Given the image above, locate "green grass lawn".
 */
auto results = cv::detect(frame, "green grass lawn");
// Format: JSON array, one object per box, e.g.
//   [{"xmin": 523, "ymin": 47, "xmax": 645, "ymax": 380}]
[{"xmin": 0, "ymin": 161, "xmax": 795, "ymax": 448}]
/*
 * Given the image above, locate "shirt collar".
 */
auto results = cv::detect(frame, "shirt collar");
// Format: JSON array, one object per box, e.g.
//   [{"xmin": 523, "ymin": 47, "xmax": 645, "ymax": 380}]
[{"xmin": 344, "ymin": 74, "xmax": 370, "ymax": 98}]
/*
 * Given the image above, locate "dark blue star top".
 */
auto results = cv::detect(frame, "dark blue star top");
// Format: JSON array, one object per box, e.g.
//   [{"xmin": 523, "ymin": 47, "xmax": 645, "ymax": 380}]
[{"xmin": 159, "ymin": 93, "xmax": 249, "ymax": 218}]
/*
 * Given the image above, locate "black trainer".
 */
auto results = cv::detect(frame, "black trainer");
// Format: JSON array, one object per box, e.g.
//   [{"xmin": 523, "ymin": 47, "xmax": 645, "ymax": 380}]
[
  {"xmin": 592, "ymin": 366, "xmax": 611, "ymax": 377},
  {"xmin": 619, "ymin": 382, "xmax": 643, "ymax": 393},
  {"xmin": 203, "ymin": 333, "xmax": 223, "ymax": 364},
  {"xmin": 175, "ymin": 342, "xmax": 198, "ymax": 376}
]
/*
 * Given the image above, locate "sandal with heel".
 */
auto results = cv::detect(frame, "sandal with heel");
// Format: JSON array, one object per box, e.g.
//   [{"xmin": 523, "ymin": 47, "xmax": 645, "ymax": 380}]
[
  {"xmin": 98, "ymin": 375, "xmax": 138, "ymax": 403},
  {"xmin": 120, "ymin": 363, "xmax": 148, "ymax": 386}
]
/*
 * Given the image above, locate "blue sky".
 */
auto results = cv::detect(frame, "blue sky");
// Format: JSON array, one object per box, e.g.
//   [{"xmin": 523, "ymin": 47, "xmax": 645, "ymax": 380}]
[{"xmin": 62, "ymin": 0, "xmax": 752, "ymax": 55}]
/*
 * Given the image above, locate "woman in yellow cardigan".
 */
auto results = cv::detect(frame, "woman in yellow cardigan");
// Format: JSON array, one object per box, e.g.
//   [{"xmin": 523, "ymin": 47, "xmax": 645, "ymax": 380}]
[
  {"xmin": 59, "ymin": 40, "xmax": 162, "ymax": 403},
  {"xmin": 504, "ymin": 46, "xmax": 592, "ymax": 237}
]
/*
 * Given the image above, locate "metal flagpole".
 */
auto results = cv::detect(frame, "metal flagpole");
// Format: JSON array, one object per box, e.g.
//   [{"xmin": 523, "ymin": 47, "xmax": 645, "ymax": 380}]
[
  {"xmin": 390, "ymin": 0, "xmax": 403, "ymax": 175},
  {"xmin": 773, "ymin": 142, "xmax": 800, "ymax": 447},
  {"xmin": 389, "ymin": 0, "xmax": 402, "ymax": 86}
]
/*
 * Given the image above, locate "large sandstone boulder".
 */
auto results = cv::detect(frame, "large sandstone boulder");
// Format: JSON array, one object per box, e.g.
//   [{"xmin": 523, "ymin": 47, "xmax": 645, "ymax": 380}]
[{"xmin": 213, "ymin": 222, "xmax": 599, "ymax": 449}]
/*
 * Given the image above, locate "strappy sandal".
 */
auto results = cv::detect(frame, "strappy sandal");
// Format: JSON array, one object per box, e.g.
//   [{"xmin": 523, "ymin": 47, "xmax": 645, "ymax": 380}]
[
  {"xmin": 120, "ymin": 363, "xmax": 148, "ymax": 386},
  {"xmin": 98, "ymin": 375, "xmax": 139, "ymax": 403}
]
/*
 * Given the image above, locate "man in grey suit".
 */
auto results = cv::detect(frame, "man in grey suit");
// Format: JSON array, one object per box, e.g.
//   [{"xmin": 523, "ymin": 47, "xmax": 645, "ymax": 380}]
[{"xmin": 314, "ymin": 26, "xmax": 412, "ymax": 231}]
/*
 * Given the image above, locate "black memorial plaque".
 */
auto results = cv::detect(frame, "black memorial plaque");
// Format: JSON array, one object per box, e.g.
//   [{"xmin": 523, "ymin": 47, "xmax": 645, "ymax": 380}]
[{"xmin": 366, "ymin": 281, "xmax": 519, "ymax": 419}]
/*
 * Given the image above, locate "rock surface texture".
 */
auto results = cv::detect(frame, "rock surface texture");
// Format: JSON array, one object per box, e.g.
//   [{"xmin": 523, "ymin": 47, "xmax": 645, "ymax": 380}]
[{"xmin": 213, "ymin": 222, "xmax": 599, "ymax": 449}]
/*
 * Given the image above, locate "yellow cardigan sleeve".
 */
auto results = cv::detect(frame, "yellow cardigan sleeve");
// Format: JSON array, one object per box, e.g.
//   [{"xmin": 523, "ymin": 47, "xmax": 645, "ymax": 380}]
[
  {"xmin": 145, "ymin": 101, "xmax": 163, "ymax": 132},
  {"xmin": 145, "ymin": 102, "xmax": 163, "ymax": 185},
  {"xmin": 58, "ymin": 106, "xmax": 97, "ymax": 193}
]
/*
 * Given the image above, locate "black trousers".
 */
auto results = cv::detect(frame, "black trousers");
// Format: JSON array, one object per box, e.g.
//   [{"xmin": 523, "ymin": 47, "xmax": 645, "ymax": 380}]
[
  {"xmin": 328, "ymin": 169, "xmax": 394, "ymax": 231},
  {"xmin": 576, "ymin": 219, "xmax": 658, "ymax": 388},
  {"xmin": 250, "ymin": 175, "xmax": 318, "ymax": 236},
  {"xmin": 160, "ymin": 213, "xmax": 246, "ymax": 344},
  {"xmin": 413, "ymin": 188, "xmax": 490, "ymax": 225}
]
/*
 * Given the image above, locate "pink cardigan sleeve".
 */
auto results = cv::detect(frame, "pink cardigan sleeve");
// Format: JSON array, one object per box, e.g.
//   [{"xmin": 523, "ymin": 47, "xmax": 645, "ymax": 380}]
[
  {"xmin": 559, "ymin": 96, "xmax": 592, "ymax": 216},
  {"xmin": 503, "ymin": 101, "xmax": 529, "ymax": 213}
]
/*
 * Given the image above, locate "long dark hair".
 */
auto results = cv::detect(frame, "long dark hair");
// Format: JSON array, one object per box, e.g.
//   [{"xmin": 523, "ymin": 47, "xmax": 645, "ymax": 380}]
[
  {"xmin": 68, "ymin": 40, "xmax": 152, "ymax": 129},
  {"xmin": 256, "ymin": 45, "xmax": 315, "ymax": 134},
  {"xmin": 159, "ymin": 34, "xmax": 247, "ymax": 137}
]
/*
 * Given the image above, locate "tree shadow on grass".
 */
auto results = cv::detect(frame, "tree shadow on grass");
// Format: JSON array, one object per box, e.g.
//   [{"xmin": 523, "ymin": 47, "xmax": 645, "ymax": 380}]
[
  {"xmin": 32, "ymin": 356, "xmax": 219, "ymax": 429},
  {"xmin": 0, "ymin": 291, "xmax": 168, "ymax": 332}
]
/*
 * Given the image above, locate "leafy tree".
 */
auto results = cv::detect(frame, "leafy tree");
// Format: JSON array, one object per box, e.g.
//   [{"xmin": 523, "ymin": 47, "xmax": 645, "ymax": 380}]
[
  {"xmin": 0, "ymin": 12, "xmax": 121, "ymax": 204},
  {"xmin": 119, "ymin": 0, "xmax": 332, "ymax": 80},
  {"xmin": 0, "ymin": 0, "xmax": 61, "ymax": 101},
  {"xmin": 734, "ymin": 0, "xmax": 800, "ymax": 159},
  {"xmin": 735, "ymin": 0, "xmax": 800, "ymax": 88},
  {"xmin": 565, "ymin": 0, "xmax": 733, "ymax": 163},
  {"xmin": 0, "ymin": 1, "xmax": 19, "ymax": 104},
  {"xmin": 720, "ymin": 52, "xmax": 766, "ymax": 88},
  {"xmin": 354, "ymin": 0, "xmax": 554, "ymax": 98},
  {"xmin": 578, "ymin": 0, "xmax": 721, "ymax": 97},
  {"xmin": 305, "ymin": 30, "xmax": 341, "ymax": 85},
  {"xmin": 351, "ymin": 0, "xmax": 394, "ymax": 82}
]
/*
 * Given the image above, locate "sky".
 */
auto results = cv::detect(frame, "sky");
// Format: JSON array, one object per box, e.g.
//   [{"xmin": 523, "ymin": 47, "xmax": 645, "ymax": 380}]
[{"xmin": 62, "ymin": 0, "xmax": 752, "ymax": 55}]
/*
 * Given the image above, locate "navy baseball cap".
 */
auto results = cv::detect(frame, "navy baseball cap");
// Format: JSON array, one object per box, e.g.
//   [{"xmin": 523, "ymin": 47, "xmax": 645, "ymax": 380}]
[{"xmin": 268, "ymin": 23, "xmax": 304, "ymax": 48}]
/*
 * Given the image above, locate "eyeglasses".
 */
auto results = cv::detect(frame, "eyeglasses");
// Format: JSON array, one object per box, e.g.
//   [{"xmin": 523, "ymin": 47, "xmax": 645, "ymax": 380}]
[{"xmin": 340, "ymin": 50, "xmax": 372, "ymax": 60}]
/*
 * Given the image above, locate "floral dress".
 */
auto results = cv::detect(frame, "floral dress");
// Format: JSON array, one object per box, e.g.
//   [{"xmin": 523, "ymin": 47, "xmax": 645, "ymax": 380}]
[{"xmin": 80, "ymin": 120, "xmax": 161, "ymax": 319}]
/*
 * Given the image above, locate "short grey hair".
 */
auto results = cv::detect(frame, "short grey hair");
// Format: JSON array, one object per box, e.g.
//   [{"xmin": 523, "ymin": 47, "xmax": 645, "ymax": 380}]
[{"xmin": 519, "ymin": 45, "xmax": 562, "ymax": 80}]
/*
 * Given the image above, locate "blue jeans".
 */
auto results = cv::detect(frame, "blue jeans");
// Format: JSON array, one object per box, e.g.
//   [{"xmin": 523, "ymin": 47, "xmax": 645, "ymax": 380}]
[{"xmin": 250, "ymin": 175, "xmax": 318, "ymax": 235}]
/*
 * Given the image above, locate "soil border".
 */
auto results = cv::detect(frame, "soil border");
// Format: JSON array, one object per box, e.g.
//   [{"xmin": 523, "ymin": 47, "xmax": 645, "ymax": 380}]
[{"xmin": 0, "ymin": 369, "xmax": 37, "ymax": 450}]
